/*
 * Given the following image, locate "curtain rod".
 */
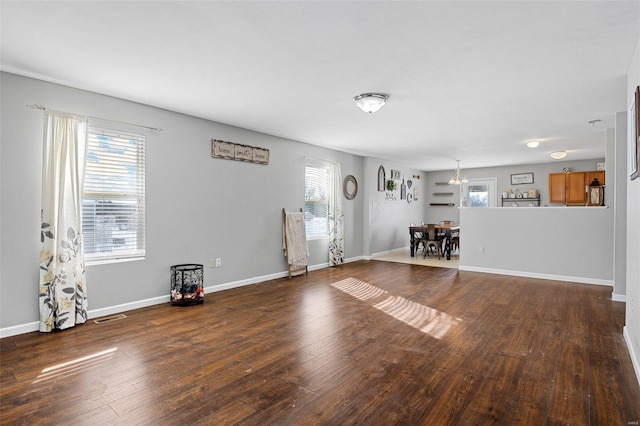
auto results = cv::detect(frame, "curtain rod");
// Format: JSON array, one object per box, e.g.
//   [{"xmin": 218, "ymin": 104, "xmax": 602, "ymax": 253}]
[{"xmin": 26, "ymin": 104, "xmax": 163, "ymax": 132}]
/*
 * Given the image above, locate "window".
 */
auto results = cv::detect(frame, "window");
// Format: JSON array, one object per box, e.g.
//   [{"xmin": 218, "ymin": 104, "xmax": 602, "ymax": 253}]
[
  {"xmin": 82, "ymin": 128, "xmax": 145, "ymax": 263},
  {"xmin": 461, "ymin": 178, "xmax": 497, "ymax": 208},
  {"xmin": 304, "ymin": 161, "xmax": 330, "ymax": 238}
]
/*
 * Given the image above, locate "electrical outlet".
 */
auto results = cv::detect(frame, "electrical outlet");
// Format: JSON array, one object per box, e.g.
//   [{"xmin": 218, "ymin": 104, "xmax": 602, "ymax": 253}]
[
  {"xmin": 215, "ymin": 258, "xmax": 221, "ymax": 267},
  {"xmin": 209, "ymin": 259, "xmax": 216, "ymax": 268},
  {"xmin": 479, "ymin": 247, "xmax": 485, "ymax": 254}
]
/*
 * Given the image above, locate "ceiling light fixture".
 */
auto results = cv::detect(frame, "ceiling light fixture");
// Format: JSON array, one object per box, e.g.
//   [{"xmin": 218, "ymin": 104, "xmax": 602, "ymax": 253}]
[
  {"xmin": 353, "ymin": 93, "xmax": 389, "ymax": 114},
  {"xmin": 526, "ymin": 140, "xmax": 540, "ymax": 148},
  {"xmin": 550, "ymin": 151, "xmax": 568, "ymax": 160},
  {"xmin": 448, "ymin": 160, "xmax": 468, "ymax": 185}
]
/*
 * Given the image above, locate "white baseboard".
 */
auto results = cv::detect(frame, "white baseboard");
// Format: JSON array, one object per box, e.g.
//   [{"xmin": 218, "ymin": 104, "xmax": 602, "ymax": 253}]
[
  {"xmin": 624, "ymin": 326, "xmax": 640, "ymax": 388},
  {"xmin": 0, "ymin": 321, "xmax": 40, "ymax": 338},
  {"xmin": 1, "ymin": 259, "xmax": 373, "ymax": 338},
  {"xmin": 458, "ymin": 265, "xmax": 614, "ymax": 287},
  {"xmin": 612, "ymin": 292, "xmax": 627, "ymax": 302}
]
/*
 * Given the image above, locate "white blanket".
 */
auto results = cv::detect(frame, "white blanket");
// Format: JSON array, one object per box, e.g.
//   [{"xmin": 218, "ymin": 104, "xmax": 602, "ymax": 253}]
[{"xmin": 283, "ymin": 212, "xmax": 309, "ymax": 267}]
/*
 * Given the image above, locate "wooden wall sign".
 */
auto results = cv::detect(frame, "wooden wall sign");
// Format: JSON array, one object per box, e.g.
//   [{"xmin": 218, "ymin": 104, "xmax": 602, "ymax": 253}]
[{"xmin": 212, "ymin": 139, "xmax": 270, "ymax": 165}]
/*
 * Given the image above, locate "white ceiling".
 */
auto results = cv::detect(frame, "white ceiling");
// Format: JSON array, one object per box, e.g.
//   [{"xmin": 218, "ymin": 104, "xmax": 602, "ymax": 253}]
[{"xmin": 2, "ymin": 1, "xmax": 639, "ymax": 171}]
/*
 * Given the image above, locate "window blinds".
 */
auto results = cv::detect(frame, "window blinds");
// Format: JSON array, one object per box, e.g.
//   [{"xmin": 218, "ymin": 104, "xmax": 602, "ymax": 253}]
[
  {"xmin": 304, "ymin": 162, "xmax": 330, "ymax": 238},
  {"xmin": 82, "ymin": 128, "xmax": 145, "ymax": 262}
]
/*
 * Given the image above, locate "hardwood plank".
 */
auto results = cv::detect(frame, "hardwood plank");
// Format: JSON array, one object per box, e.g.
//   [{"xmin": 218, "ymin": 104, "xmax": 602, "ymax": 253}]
[{"xmin": 1, "ymin": 260, "xmax": 639, "ymax": 424}]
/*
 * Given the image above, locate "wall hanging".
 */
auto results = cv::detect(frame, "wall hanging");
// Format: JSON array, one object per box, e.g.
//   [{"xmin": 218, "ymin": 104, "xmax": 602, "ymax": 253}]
[
  {"xmin": 510, "ymin": 172, "xmax": 534, "ymax": 185},
  {"xmin": 377, "ymin": 165, "xmax": 386, "ymax": 191},
  {"xmin": 631, "ymin": 85, "xmax": 639, "ymax": 180},
  {"xmin": 343, "ymin": 175, "xmax": 358, "ymax": 200},
  {"xmin": 212, "ymin": 139, "xmax": 269, "ymax": 165}
]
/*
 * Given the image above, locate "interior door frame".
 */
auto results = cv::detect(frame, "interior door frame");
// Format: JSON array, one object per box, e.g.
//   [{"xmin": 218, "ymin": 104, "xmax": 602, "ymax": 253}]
[{"xmin": 460, "ymin": 177, "xmax": 498, "ymax": 207}]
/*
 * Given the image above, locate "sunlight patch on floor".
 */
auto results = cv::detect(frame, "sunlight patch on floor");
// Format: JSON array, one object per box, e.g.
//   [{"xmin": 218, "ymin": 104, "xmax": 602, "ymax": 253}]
[
  {"xmin": 31, "ymin": 347, "xmax": 118, "ymax": 385},
  {"xmin": 373, "ymin": 295, "xmax": 461, "ymax": 339},
  {"xmin": 331, "ymin": 277, "xmax": 388, "ymax": 301},
  {"xmin": 331, "ymin": 278, "xmax": 461, "ymax": 339}
]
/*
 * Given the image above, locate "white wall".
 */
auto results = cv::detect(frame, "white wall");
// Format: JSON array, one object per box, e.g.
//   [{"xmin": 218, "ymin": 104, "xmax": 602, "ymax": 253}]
[
  {"xmin": 624, "ymin": 34, "xmax": 640, "ymax": 386},
  {"xmin": 364, "ymin": 157, "xmax": 426, "ymax": 255},
  {"xmin": 0, "ymin": 72, "xmax": 366, "ymax": 333},
  {"xmin": 459, "ymin": 206, "xmax": 613, "ymax": 284},
  {"xmin": 614, "ymin": 112, "xmax": 628, "ymax": 301}
]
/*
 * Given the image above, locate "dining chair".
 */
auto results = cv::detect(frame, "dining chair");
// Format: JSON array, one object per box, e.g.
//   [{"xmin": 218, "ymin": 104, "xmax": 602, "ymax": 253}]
[
  {"xmin": 410, "ymin": 223, "xmax": 427, "ymax": 253},
  {"xmin": 437, "ymin": 220, "xmax": 454, "ymax": 241},
  {"xmin": 451, "ymin": 230, "xmax": 460, "ymax": 254},
  {"xmin": 424, "ymin": 224, "xmax": 442, "ymax": 259}
]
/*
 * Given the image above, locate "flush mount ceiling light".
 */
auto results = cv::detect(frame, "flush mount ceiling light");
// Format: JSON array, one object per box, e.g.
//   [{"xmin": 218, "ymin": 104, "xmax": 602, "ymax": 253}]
[
  {"xmin": 448, "ymin": 160, "xmax": 468, "ymax": 185},
  {"xmin": 353, "ymin": 93, "xmax": 389, "ymax": 114},
  {"xmin": 550, "ymin": 151, "xmax": 568, "ymax": 160},
  {"xmin": 526, "ymin": 140, "xmax": 540, "ymax": 148}
]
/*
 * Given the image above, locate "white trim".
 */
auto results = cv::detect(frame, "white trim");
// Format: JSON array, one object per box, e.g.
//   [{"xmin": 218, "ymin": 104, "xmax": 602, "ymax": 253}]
[
  {"xmin": 612, "ymin": 292, "xmax": 627, "ymax": 302},
  {"xmin": 0, "ymin": 259, "xmax": 367, "ymax": 338},
  {"xmin": 3, "ymin": 255, "xmax": 610, "ymax": 339},
  {"xmin": 624, "ymin": 326, "xmax": 640, "ymax": 388},
  {"xmin": 0, "ymin": 321, "xmax": 40, "ymax": 338},
  {"xmin": 88, "ymin": 294, "xmax": 170, "ymax": 319},
  {"xmin": 458, "ymin": 265, "xmax": 614, "ymax": 287}
]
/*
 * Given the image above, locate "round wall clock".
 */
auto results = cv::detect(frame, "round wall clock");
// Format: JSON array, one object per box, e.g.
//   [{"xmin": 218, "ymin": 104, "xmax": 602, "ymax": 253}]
[{"xmin": 343, "ymin": 175, "xmax": 358, "ymax": 200}]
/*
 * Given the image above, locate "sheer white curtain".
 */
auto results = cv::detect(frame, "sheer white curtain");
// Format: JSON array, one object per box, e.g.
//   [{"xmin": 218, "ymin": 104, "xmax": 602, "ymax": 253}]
[
  {"xmin": 328, "ymin": 162, "xmax": 344, "ymax": 266},
  {"xmin": 39, "ymin": 111, "xmax": 89, "ymax": 332}
]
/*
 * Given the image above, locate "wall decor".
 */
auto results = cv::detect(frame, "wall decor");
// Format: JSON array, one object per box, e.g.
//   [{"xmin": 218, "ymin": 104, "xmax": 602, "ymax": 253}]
[
  {"xmin": 343, "ymin": 175, "xmax": 358, "ymax": 200},
  {"xmin": 407, "ymin": 193, "xmax": 413, "ymax": 204},
  {"xmin": 377, "ymin": 165, "xmax": 386, "ymax": 191},
  {"xmin": 390, "ymin": 169, "xmax": 401, "ymax": 180},
  {"xmin": 510, "ymin": 172, "xmax": 534, "ymax": 185},
  {"xmin": 407, "ymin": 180, "xmax": 412, "ymax": 189},
  {"xmin": 400, "ymin": 179, "xmax": 406, "ymax": 200},
  {"xmin": 631, "ymin": 86, "xmax": 639, "ymax": 180},
  {"xmin": 212, "ymin": 139, "xmax": 269, "ymax": 165}
]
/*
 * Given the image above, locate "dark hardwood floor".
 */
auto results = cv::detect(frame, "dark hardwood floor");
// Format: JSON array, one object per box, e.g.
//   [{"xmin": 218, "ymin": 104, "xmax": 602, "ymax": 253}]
[{"xmin": 1, "ymin": 260, "xmax": 639, "ymax": 425}]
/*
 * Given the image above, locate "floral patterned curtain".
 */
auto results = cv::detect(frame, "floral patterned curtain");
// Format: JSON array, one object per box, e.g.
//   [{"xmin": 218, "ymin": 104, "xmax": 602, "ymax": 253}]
[
  {"xmin": 329, "ymin": 161, "xmax": 344, "ymax": 266},
  {"xmin": 39, "ymin": 111, "xmax": 88, "ymax": 332}
]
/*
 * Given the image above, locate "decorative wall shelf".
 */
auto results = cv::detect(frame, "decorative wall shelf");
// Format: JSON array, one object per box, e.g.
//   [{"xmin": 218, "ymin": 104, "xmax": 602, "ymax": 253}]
[
  {"xmin": 501, "ymin": 196, "xmax": 540, "ymax": 207},
  {"xmin": 429, "ymin": 203, "xmax": 455, "ymax": 206},
  {"xmin": 433, "ymin": 192, "xmax": 454, "ymax": 196},
  {"xmin": 435, "ymin": 182, "xmax": 450, "ymax": 186}
]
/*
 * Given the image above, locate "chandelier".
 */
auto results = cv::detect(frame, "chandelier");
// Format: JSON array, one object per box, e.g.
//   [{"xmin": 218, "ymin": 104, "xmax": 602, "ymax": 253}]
[{"xmin": 448, "ymin": 160, "xmax": 468, "ymax": 185}]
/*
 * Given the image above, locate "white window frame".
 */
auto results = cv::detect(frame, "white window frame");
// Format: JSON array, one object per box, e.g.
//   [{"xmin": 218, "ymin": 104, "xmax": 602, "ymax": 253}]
[
  {"xmin": 460, "ymin": 177, "xmax": 497, "ymax": 208},
  {"xmin": 304, "ymin": 160, "xmax": 331, "ymax": 240},
  {"xmin": 82, "ymin": 127, "xmax": 146, "ymax": 264}
]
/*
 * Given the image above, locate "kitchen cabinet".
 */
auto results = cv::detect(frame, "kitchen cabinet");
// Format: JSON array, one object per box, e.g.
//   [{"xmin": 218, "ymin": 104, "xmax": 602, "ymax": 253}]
[{"xmin": 548, "ymin": 171, "xmax": 605, "ymax": 205}]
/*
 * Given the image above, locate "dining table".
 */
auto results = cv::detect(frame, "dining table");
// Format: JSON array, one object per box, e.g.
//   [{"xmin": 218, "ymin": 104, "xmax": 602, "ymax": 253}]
[{"xmin": 409, "ymin": 224, "xmax": 460, "ymax": 260}]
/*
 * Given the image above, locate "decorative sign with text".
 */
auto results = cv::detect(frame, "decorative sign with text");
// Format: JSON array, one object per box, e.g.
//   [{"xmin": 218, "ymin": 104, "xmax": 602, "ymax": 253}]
[{"xmin": 212, "ymin": 139, "xmax": 269, "ymax": 165}]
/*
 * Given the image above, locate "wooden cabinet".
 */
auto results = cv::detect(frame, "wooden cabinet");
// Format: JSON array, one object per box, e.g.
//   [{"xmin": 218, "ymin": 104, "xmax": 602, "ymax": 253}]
[
  {"xmin": 549, "ymin": 173, "xmax": 566, "ymax": 203},
  {"xmin": 548, "ymin": 171, "xmax": 605, "ymax": 205},
  {"xmin": 586, "ymin": 170, "xmax": 605, "ymax": 186}
]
